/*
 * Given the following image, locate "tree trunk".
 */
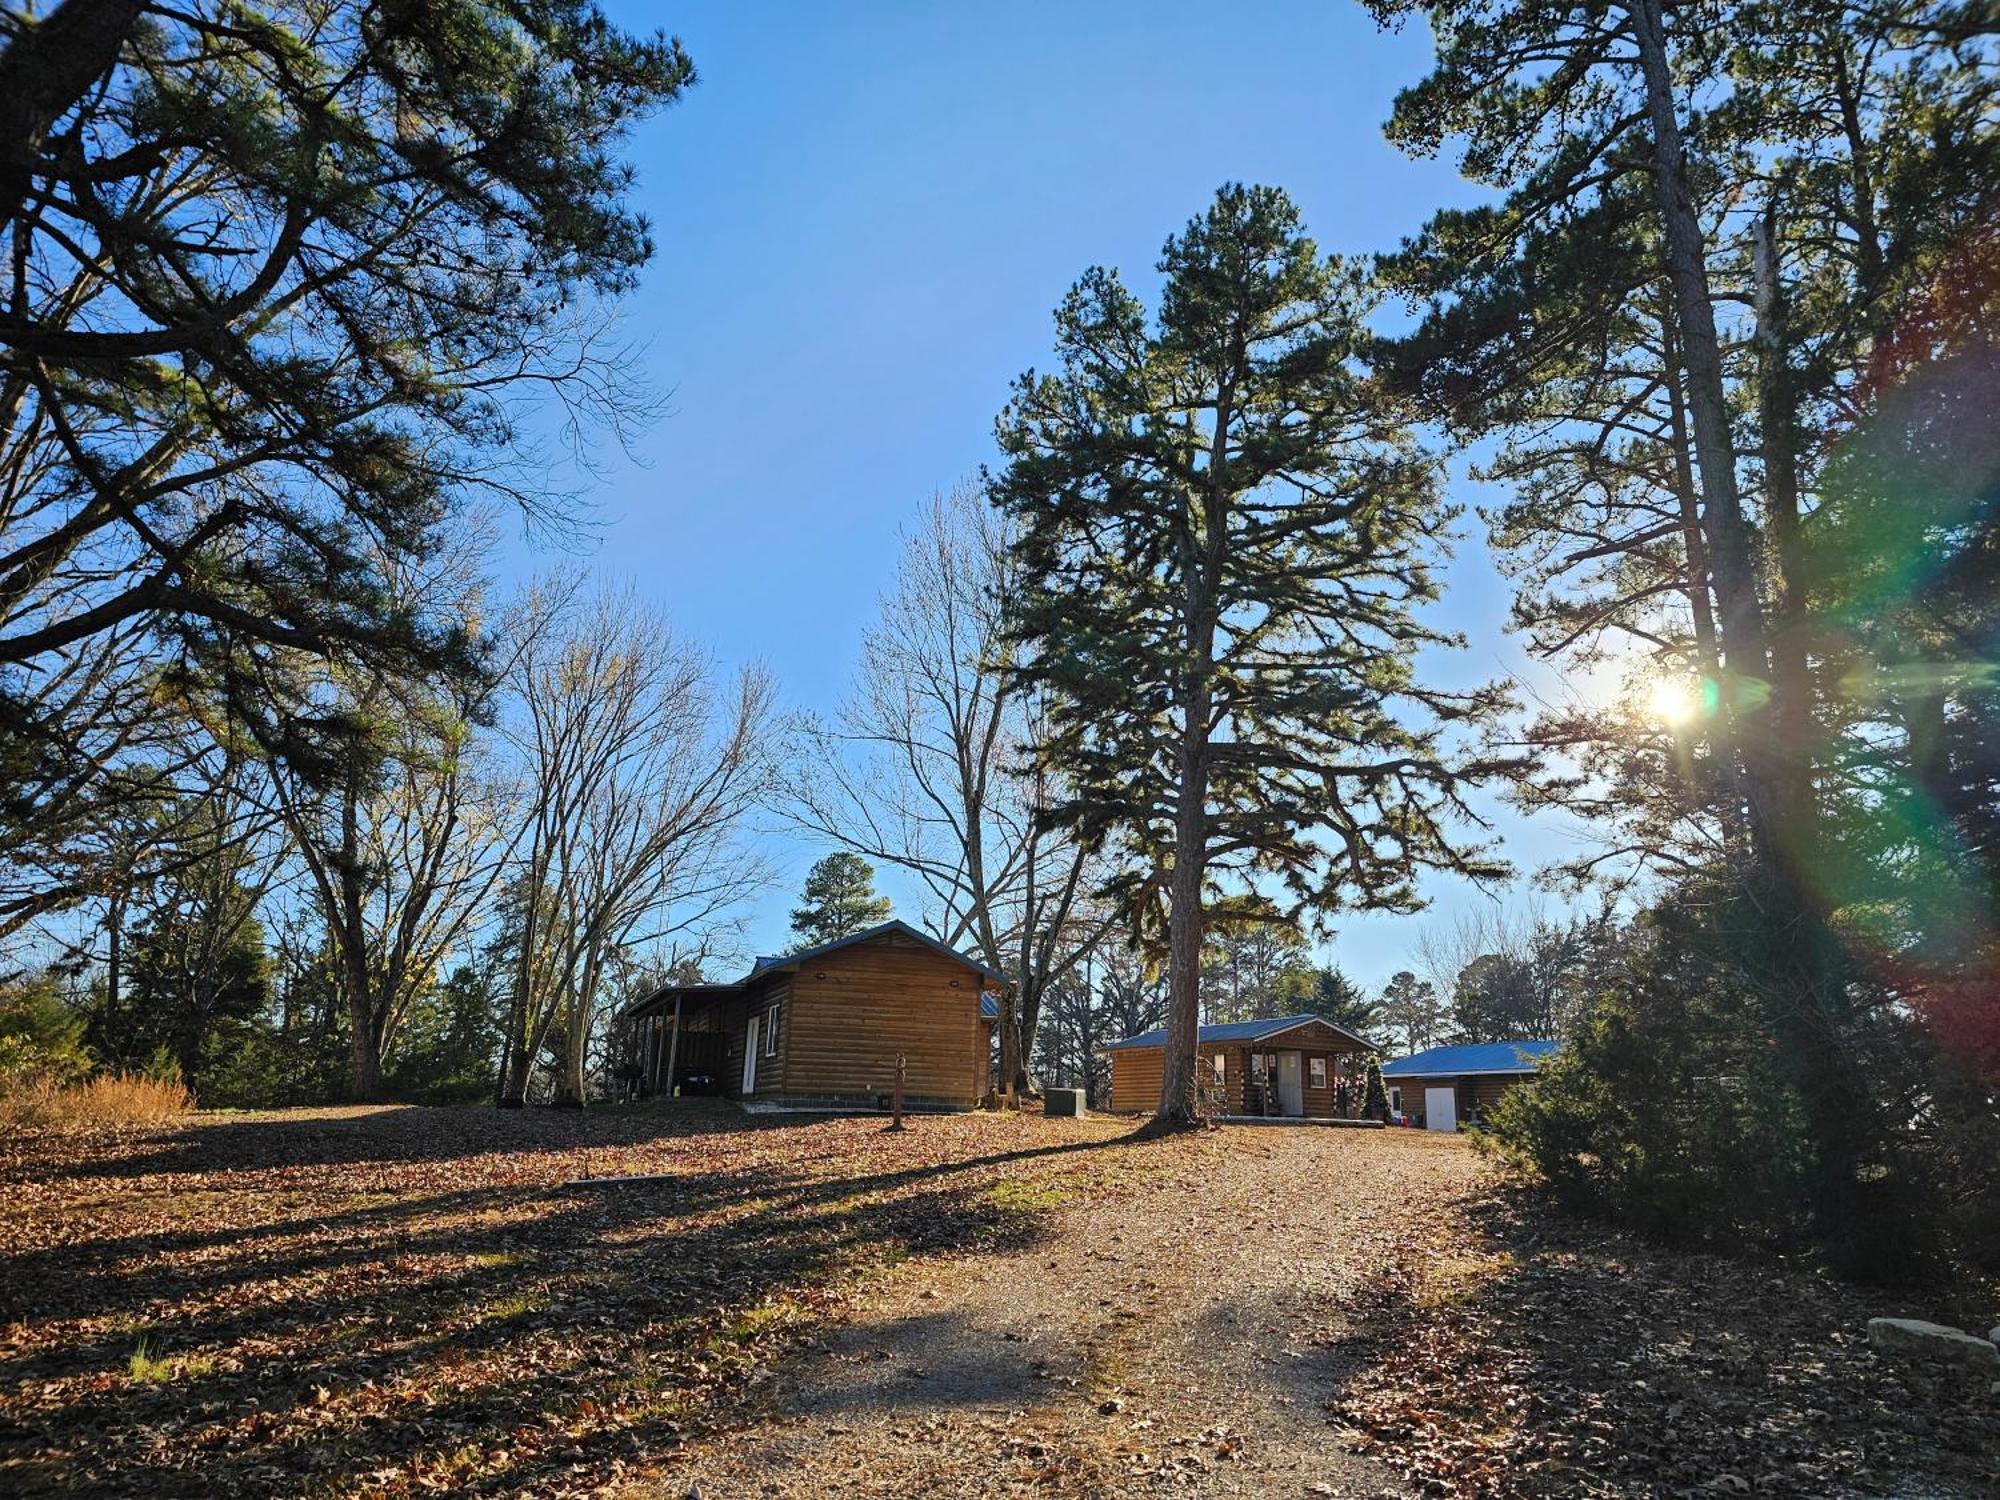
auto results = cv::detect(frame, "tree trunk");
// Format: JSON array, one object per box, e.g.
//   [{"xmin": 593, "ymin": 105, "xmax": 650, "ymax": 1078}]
[
  {"xmin": 335, "ymin": 774, "xmax": 389, "ymax": 1103},
  {"xmin": 501, "ymin": 1012, "xmax": 537, "ymax": 1105},
  {"xmin": 348, "ymin": 992, "xmax": 385, "ymax": 1102},
  {"xmin": 0, "ymin": 0, "xmax": 145, "ymax": 230},
  {"xmin": 1012, "ymin": 979, "xmax": 1044, "ymax": 1097},
  {"xmin": 557, "ymin": 953, "xmax": 600, "ymax": 1107},
  {"xmin": 1632, "ymin": 0, "xmax": 1869, "ymax": 1254},
  {"xmin": 1630, "ymin": 0, "xmax": 1782, "ymax": 857},
  {"xmin": 1658, "ymin": 302, "xmax": 1722, "ymax": 679},
  {"xmin": 1752, "ymin": 205, "xmax": 1816, "ymax": 838},
  {"xmin": 1160, "ymin": 657, "xmax": 1210, "ymax": 1126},
  {"xmin": 104, "ymin": 894, "xmax": 123, "ymax": 1045},
  {"xmin": 995, "ymin": 986, "xmax": 1022, "ymax": 1108},
  {"xmin": 1159, "ymin": 796, "xmax": 1206, "ymax": 1127}
]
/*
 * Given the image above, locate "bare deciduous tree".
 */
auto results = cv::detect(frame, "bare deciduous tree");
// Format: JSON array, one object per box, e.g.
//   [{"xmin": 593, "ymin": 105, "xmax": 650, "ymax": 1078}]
[
  {"xmin": 502, "ymin": 583, "xmax": 773, "ymax": 1107},
  {"xmin": 266, "ymin": 544, "xmax": 520, "ymax": 1101},
  {"xmin": 786, "ymin": 485, "xmax": 1114, "ymax": 1101}
]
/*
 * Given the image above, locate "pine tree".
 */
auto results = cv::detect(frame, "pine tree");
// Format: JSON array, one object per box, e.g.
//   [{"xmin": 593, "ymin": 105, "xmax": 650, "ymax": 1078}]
[
  {"xmin": 993, "ymin": 184, "xmax": 1512, "ymax": 1126},
  {"xmin": 790, "ymin": 854, "xmax": 893, "ymax": 948},
  {"xmin": 1362, "ymin": 1055, "xmax": 1391, "ymax": 1123},
  {"xmin": 0, "ymin": 1, "xmax": 695, "ymax": 935},
  {"xmin": 1378, "ymin": 970, "xmax": 1445, "ymax": 1056},
  {"xmin": 1366, "ymin": 0, "xmax": 2000, "ymax": 1267}
]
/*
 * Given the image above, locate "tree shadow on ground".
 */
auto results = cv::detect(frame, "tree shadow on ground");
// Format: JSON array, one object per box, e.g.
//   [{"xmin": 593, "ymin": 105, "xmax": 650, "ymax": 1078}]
[
  {"xmin": 0, "ymin": 1106, "xmax": 1157, "ymax": 1498},
  {"xmin": 0, "ymin": 1097, "xmax": 790, "ymax": 1189},
  {"xmin": 1319, "ymin": 1183, "xmax": 1999, "ymax": 1497}
]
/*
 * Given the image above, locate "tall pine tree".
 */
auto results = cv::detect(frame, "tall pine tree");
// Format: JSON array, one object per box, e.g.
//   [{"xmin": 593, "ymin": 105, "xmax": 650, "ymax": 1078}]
[
  {"xmin": 993, "ymin": 185, "xmax": 1511, "ymax": 1126},
  {"xmin": 789, "ymin": 854, "xmax": 893, "ymax": 948}
]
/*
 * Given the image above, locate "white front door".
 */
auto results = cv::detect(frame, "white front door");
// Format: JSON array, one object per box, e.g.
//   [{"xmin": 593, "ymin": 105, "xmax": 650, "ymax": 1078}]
[
  {"xmin": 1425, "ymin": 1085, "xmax": 1457, "ymax": 1132},
  {"xmin": 1276, "ymin": 1052, "xmax": 1305, "ymax": 1117},
  {"xmin": 741, "ymin": 1015, "xmax": 759, "ymax": 1094}
]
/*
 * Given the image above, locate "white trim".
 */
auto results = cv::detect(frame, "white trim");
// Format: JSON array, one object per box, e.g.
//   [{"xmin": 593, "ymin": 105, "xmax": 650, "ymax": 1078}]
[
  {"xmin": 1276, "ymin": 1051, "xmax": 1305, "ymax": 1116},
  {"xmin": 763, "ymin": 1001, "xmax": 781, "ymax": 1057},
  {"xmin": 742, "ymin": 1015, "xmax": 760, "ymax": 1093}
]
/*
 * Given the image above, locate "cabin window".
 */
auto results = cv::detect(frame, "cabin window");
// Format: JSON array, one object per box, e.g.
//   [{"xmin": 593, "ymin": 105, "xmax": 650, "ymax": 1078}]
[
  {"xmin": 1211, "ymin": 1053, "xmax": 1225, "ymax": 1083},
  {"xmin": 1249, "ymin": 1052, "xmax": 1267, "ymax": 1083},
  {"xmin": 763, "ymin": 1002, "xmax": 781, "ymax": 1057},
  {"xmin": 1389, "ymin": 1087, "xmax": 1402, "ymax": 1113},
  {"xmin": 1309, "ymin": 1057, "xmax": 1327, "ymax": 1089}
]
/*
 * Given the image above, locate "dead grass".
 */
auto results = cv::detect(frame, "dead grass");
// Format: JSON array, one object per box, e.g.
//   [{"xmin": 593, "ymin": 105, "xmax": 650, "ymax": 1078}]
[{"xmin": 0, "ymin": 1071, "xmax": 192, "ymax": 1131}]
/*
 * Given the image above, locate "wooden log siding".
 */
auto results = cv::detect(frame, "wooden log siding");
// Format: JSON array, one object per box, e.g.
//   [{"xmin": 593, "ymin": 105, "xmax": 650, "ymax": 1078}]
[
  {"xmin": 1109, "ymin": 1043, "xmax": 1230, "ymax": 1115},
  {"xmin": 1394, "ymin": 1072, "xmax": 1533, "ymax": 1126},
  {"xmin": 775, "ymin": 936, "xmax": 987, "ymax": 1107},
  {"xmin": 1107, "ymin": 1020, "xmax": 1375, "ymax": 1117},
  {"xmin": 619, "ymin": 924, "xmax": 996, "ymax": 1108}
]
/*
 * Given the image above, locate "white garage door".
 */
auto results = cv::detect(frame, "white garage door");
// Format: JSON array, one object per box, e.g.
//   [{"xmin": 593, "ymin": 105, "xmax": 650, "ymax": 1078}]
[{"xmin": 1424, "ymin": 1086, "xmax": 1457, "ymax": 1132}]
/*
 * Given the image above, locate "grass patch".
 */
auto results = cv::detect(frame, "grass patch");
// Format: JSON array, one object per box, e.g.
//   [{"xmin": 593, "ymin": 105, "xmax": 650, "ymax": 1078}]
[
  {"xmin": 128, "ymin": 1339, "xmax": 216, "ymax": 1384},
  {"xmin": 1414, "ymin": 1248, "xmax": 1515, "ymax": 1309},
  {"xmin": 721, "ymin": 1299, "xmax": 810, "ymax": 1344},
  {"xmin": 984, "ymin": 1175, "xmax": 1081, "ymax": 1214},
  {"xmin": 482, "ymin": 1290, "xmax": 550, "ymax": 1323}
]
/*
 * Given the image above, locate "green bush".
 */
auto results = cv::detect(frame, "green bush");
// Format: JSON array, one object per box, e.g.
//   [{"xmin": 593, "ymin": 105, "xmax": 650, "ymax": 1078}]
[
  {"xmin": 1482, "ymin": 885, "xmax": 1991, "ymax": 1302},
  {"xmin": 196, "ymin": 1022, "xmax": 348, "ymax": 1110},
  {"xmin": 0, "ymin": 976, "xmax": 94, "ymax": 1093}
]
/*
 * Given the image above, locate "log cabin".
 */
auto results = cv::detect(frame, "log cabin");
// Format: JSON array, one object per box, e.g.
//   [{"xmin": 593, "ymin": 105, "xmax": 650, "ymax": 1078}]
[
  {"xmin": 1381, "ymin": 1040, "xmax": 1559, "ymax": 1130},
  {"xmin": 618, "ymin": 921, "xmax": 1001, "ymax": 1111},
  {"xmin": 1100, "ymin": 1014, "xmax": 1378, "ymax": 1118}
]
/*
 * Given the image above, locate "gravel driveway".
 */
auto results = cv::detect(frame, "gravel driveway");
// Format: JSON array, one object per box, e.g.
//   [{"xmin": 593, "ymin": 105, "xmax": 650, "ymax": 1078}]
[{"xmin": 666, "ymin": 1125, "xmax": 1480, "ymax": 1498}]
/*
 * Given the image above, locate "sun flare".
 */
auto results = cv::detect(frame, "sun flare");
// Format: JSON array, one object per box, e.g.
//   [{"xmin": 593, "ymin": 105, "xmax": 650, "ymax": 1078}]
[{"xmin": 1646, "ymin": 676, "xmax": 1701, "ymax": 727}]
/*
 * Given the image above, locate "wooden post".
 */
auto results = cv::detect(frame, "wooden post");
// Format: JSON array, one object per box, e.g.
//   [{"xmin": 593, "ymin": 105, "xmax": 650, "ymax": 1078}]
[
  {"xmin": 664, "ymin": 992, "xmax": 683, "ymax": 1098},
  {"xmin": 889, "ymin": 1050, "xmax": 907, "ymax": 1131}
]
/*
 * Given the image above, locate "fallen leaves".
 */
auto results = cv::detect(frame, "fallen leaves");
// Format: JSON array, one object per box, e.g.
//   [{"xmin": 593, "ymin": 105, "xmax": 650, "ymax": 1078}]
[
  {"xmin": 1330, "ymin": 1190, "xmax": 2000, "ymax": 1496},
  {"xmin": 0, "ymin": 1101, "xmax": 1155, "ymax": 1497}
]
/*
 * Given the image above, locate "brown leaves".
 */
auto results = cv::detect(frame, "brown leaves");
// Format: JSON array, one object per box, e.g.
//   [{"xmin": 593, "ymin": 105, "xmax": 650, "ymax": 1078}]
[
  {"xmin": 0, "ymin": 1102, "xmax": 1154, "ymax": 1497},
  {"xmin": 1333, "ymin": 1191, "xmax": 2000, "ymax": 1496}
]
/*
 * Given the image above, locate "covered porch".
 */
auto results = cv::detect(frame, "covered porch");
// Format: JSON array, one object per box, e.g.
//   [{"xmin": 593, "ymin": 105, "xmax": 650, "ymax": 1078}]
[
  {"xmin": 1201, "ymin": 1037, "xmax": 1376, "ymax": 1120},
  {"xmin": 1102, "ymin": 1013, "xmax": 1380, "ymax": 1119},
  {"xmin": 621, "ymin": 984, "xmax": 747, "ymax": 1099}
]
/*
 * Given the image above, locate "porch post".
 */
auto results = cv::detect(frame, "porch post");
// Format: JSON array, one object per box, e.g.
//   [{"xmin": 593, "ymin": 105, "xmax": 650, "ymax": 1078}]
[{"xmin": 664, "ymin": 992, "xmax": 683, "ymax": 1098}]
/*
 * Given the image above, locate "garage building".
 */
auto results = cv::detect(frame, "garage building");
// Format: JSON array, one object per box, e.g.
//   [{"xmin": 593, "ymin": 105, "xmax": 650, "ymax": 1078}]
[{"xmin": 1382, "ymin": 1040, "xmax": 1560, "ymax": 1131}]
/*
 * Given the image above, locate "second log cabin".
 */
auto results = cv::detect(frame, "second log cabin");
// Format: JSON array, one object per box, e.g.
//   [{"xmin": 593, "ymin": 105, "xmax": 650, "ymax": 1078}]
[{"xmin": 1100, "ymin": 1014, "xmax": 1379, "ymax": 1118}]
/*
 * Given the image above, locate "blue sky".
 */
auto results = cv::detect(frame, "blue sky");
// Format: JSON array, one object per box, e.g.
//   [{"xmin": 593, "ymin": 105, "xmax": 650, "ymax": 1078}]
[{"xmin": 511, "ymin": 0, "xmax": 1594, "ymax": 990}]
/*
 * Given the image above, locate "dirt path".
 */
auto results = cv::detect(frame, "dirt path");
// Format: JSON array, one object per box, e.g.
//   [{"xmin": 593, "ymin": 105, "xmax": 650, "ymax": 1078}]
[{"xmin": 664, "ymin": 1126, "xmax": 1483, "ymax": 1499}]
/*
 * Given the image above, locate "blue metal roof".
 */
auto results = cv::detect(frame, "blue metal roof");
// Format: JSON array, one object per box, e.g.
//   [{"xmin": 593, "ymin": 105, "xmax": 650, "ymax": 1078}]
[
  {"xmin": 1100, "ymin": 1013, "xmax": 1376, "ymax": 1052},
  {"xmin": 1382, "ymin": 1040, "xmax": 1560, "ymax": 1076}
]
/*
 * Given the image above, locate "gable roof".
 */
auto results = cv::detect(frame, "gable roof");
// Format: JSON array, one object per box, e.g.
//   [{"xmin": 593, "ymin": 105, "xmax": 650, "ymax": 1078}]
[
  {"xmin": 1099, "ymin": 1013, "xmax": 1378, "ymax": 1053},
  {"xmin": 1382, "ymin": 1040, "xmax": 1560, "ymax": 1077},
  {"xmin": 621, "ymin": 920, "xmax": 1002, "ymax": 1019},
  {"xmin": 746, "ymin": 920, "xmax": 1004, "ymax": 983}
]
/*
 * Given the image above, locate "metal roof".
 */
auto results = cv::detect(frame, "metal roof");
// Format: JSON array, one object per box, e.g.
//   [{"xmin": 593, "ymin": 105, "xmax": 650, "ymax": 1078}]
[
  {"xmin": 1382, "ymin": 1040, "xmax": 1560, "ymax": 1077},
  {"xmin": 621, "ymin": 920, "xmax": 1003, "ymax": 1019},
  {"xmin": 1099, "ymin": 1013, "xmax": 1378, "ymax": 1053},
  {"xmin": 746, "ymin": 920, "xmax": 1005, "ymax": 983}
]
